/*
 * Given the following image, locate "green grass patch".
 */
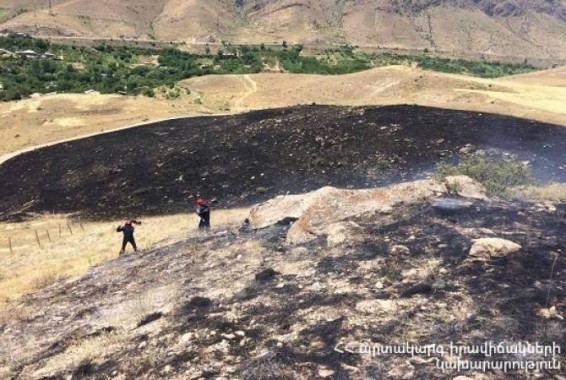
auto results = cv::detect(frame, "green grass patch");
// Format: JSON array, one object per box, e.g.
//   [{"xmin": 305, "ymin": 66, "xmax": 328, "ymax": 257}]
[{"xmin": 436, "ymin": 154, "xmax": 534, "ymax": 197}]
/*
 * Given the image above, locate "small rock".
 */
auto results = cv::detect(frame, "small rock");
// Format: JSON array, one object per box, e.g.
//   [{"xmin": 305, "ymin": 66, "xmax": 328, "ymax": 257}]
[
  {"xmin": 310, "ymin": 281, "xmax": 324, "ymax": 290},
  {"xmin": 375, "ymin": 281, "xmax": 384, "ymax": 289},
  {"xmin": 390, "ymin": 245, "xmax": 410, "ymax": 256},
  {"xmin": 235, "ymin": 330, "xmax": 245, "ymax": 337},
  {"xmin": 221, "ymin": 333, "xmax": 236, "ymax": 340},
  {"xmin": 138, "ymin": 341, "xmax": 147, "ymax": 349},
  {"xmin": 225, "ymin": 367, "xmax": 237, "ymax": 374},
  {"xmin": 180, "ymin": 333, "xmax": 193, "ymax": 344},
  {"xmin": 163, "ymin": 365, "xmax": 172, "ymax": 374},
  {"xmin": 537, "ymin": 306, "xmax": 564, "ymax": 320},
  {"xmin": 318, "ymin": 367, "xmax": 335, "ymax": 378}
]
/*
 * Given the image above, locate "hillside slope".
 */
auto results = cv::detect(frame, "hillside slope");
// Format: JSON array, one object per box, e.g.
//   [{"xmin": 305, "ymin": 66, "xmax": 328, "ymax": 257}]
[
  {"xmin": 1, "ymin": 0, "xmax": 566, "ymax": 59},
  {"xmin": 0, "ymin": 178, "xmax": 564, "ymax": 379},
  {"xmin": 1, "ymin": 104, "xmax": 566, "ymax": 222}
]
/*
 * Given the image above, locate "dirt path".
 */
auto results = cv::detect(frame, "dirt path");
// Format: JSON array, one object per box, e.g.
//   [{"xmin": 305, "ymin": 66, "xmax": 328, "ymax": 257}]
[{"xmin": 233, "ymin": 74, "xmax": 258, "ymax": 109}]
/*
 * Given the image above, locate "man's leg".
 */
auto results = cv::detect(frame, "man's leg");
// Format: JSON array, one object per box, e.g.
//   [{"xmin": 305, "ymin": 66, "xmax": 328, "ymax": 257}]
[
  {"xmin": 120, "ymin": 236, "xmax": 127, "ymax": 255},
  {"xmin": 130, "ymin": 236, "xmax": 138, "ymax": 252},
  {"xmin": 203, "ymin": 212, "xmax": 210, "ymax": 229}
]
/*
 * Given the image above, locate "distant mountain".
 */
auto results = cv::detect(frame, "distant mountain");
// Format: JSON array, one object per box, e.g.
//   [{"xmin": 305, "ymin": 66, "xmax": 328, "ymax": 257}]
[{"xmin": 1, "ymin": 0, "xmax": 566, "ymax": 59}]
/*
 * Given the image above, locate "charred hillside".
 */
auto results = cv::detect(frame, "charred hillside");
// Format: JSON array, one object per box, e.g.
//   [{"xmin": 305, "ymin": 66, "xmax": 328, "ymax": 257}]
[
  {"xmin": 0, "ymin": 105, "xmax": 565, "ymax": 221},
  {"xmin": 0, "ymin": 178, "xmax": 564, "ymax": 379}
]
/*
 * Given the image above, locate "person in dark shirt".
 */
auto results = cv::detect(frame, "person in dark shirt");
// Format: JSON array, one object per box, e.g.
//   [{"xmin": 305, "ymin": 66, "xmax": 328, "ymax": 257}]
[
  {"xmin": 195, "ymin": 197, "xmax": 210, "ymax": 230},
  {"xmin": 117, "ymin": 219, "xmax": 141, "ymax": 255}
]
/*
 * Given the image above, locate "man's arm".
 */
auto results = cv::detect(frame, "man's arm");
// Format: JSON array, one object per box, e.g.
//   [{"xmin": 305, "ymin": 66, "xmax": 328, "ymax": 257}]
[{"xmin": 132, "ymin": 220, "xmax": 142, "ymax": 225}]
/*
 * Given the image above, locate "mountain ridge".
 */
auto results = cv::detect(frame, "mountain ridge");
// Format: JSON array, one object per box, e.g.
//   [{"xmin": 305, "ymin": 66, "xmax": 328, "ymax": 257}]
[{"xmin": 1, "ymin": 0, "xmax": 566, "ymax": 59}]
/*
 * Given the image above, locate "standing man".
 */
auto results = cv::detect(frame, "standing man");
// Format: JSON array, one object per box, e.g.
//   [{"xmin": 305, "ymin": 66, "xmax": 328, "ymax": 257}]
[
  {"xmin": 195, "ymin": 196, "xmax": 210, "ymax": 230},
  {"xmin": 117, "ymin": 219, "xmax": 142, "ymax": 255}
]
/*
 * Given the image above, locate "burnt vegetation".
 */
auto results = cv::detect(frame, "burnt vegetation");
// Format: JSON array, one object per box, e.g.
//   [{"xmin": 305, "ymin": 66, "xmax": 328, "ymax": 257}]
[
  {"xmin": 0, "ymin": 104, "xmax": 564, "ymax": 379},
  {"xmin": 0, "ymin": 105, "xmax": 565, "ymax": 221},
  {"xmin": 1, "ymin": 196, "xmax": 563, "ymax": 379}
]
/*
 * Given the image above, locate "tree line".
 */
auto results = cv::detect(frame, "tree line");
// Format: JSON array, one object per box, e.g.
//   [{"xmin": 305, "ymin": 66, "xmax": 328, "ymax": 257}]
[{"xmin": 0, "ymin": 35, "xmax": 537, "ymax": 101}]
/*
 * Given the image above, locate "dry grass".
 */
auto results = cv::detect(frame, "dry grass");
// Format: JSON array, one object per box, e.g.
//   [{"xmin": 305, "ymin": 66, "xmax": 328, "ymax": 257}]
[
  {"xmin": 33, "ymin": 332, "xmax": 122, "ymax": 379},
  {"xmin": 514, "ymin": 183, "xmax": 566, "ymax": 201},
  {"xmin": 0, "ymin": 207, "xmax": 250, "ymax": 308}
]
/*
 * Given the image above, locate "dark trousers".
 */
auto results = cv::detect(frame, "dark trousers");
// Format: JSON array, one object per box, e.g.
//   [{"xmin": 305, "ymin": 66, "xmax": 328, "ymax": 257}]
[
  {"xmin": 198, "ymin": 211, "xmax": 210, "ymax": 230},
  {"xmin": 121, "ymin": 235, "xmax": 137, "ymax": 252}
]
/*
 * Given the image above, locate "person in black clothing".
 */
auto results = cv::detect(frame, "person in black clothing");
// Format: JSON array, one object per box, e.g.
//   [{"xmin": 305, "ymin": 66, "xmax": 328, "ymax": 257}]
[
  {"xmin": 117, "ymin": 219, "xmax": 141, "ymax": 255},
  {"xmin": 195, "ymin": 197, "xmax": 210, "ymax": 230}
]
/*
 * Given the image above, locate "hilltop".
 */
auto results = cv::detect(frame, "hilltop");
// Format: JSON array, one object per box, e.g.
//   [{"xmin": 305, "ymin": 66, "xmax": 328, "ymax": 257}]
[{"xmin": 1, "ymin": 1, "xmax": 566, "ymax": 60}]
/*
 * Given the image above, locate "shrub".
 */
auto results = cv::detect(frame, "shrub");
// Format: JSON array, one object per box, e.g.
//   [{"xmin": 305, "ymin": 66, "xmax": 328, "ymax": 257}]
[{"xmin": 436, "ymin": 154, "xmax": 533, "ymax": 197}]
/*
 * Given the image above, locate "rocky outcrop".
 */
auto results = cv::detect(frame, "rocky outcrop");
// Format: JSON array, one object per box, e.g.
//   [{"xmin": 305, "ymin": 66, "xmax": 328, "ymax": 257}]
[{"xmin": 248, "ymin": 178, "xmax": 484, "ymax": 244}]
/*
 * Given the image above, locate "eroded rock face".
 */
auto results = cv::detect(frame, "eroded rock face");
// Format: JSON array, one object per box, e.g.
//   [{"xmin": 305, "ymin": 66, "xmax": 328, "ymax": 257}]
[{"xmin": 248, "ymin": 178, "xmax": 468, "ymax": 244}]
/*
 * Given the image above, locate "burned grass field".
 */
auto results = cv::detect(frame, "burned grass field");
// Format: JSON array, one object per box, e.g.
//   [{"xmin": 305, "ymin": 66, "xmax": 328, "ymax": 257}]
[
  {"xmin": 1, "ymin": 104, "xmax": 566, "ymax": 221},
  {"xmin": 1, "ymin": 194, "xmax": 564, "ymax": 379}
]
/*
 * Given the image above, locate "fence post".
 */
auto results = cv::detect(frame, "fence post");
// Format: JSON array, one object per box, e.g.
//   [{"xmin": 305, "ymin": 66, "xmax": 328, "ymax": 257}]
[
  {"xmin": 58, "ymin": 223, "xmax": 62, "ymax": 237},
  {"xmin": 35, "ymin": 230, "xmax": 41, "ymax": 249},
  {"xmin": 8, "ymin": 236, "xmax": 13, "ymax": 255},
  {"xmin": 46, "ymin": 229, "xmax": 52, "ymax": 243},
  {"xmin": 67, "ymin": 223, "xmax": 73, "ymax": 235}
]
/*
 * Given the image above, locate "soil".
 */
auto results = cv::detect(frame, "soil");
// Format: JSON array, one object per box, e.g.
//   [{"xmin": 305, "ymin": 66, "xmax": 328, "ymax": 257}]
[{"xmin": 1, "ymin": 104, "xmax": 565, "ymax": 221}]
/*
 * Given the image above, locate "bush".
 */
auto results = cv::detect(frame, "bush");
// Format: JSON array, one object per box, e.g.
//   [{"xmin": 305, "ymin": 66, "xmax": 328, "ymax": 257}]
[{"xmin": 436, "ymin": 154, "xmax": 533, "ymax": 197}]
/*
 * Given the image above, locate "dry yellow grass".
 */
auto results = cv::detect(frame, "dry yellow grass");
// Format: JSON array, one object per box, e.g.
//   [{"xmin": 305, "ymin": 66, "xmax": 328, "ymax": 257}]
[
  {"xmin": 0, "ymin": 208, "xmax": 249, "ymax": 308},
  {"xmin": 514, "ymin": 183, "xmax": 566, "ymax": 201},
  {"xmin": 183, "ymin": 65, "xmax": 566, "ymax": 126}
]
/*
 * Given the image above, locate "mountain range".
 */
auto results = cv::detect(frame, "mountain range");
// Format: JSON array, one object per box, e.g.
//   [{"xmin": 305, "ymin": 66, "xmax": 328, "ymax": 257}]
[{"xmin": 1, "ymin": 1, "xmax": 566, "ymax": 59}]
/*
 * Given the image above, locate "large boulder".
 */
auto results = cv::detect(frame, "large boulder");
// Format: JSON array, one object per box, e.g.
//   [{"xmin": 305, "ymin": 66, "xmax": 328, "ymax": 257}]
[{"xmin": 249, "ymin": 178, "xmax": 465, "ymax": 244}]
